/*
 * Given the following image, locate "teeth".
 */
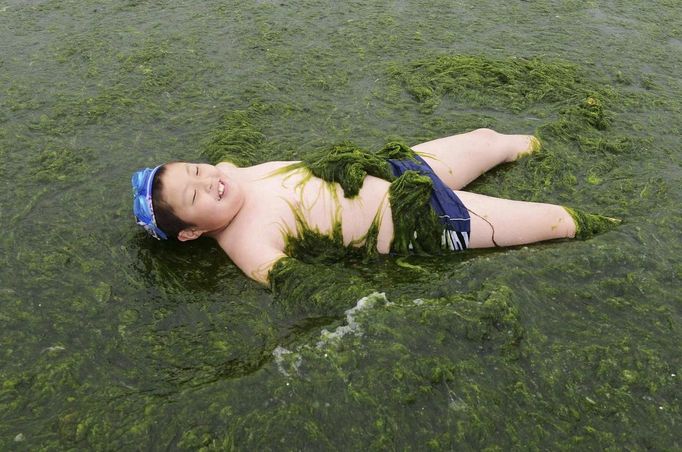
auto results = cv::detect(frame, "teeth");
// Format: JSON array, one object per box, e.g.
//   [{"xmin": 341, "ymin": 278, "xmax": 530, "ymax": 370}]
[{"xmin": 218, "ymin": 181, "xmax": 225, "ymax": 198}]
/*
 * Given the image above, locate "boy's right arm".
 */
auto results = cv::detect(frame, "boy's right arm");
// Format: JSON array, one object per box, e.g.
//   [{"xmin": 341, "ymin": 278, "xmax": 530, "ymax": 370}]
[
  {"xmin": 266, "ymin": 256, "xmax": 376, "ymax": 316},
  {"xmin": 221, "ymin": 238, "xmax": 377, "ymax": 316},
  {"xmin": 223, "ymin": 240, "xmax": 286, "ymax": 286}
]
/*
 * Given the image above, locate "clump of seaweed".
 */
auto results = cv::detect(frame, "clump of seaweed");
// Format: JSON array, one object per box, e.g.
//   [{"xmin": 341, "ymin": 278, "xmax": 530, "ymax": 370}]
[
  {"xmin": 282, "ymin": 193, "xmax": 384, "ymax": 264},
  {"xmin": 282, "ymin": 141, "xmax": 416, "ymax": 197},
  {"xmin": 393, "ymin": 54, "xmax": 642, "ymax": 217},
  {"xmin": 284, "ymin": 142, "xmax": 393, "ymax": 198},
  {"xmin": 269, "ymin": 257, "xmax": 374, "ymax": 316},
  {"xmin": 282, "ymin": 197, "xmax": 349, "ymax": 265},
  {"xmin": 388, "ymin": 170, "xmax": 443, "ymax": 255},
  {"xmin": 391, "ymin": 54, "xmax": 623, "ymax": 160},
  {"xmin": 390, "ymin": 55, "xmax": 586, "ymax": 113},
  {"xmin": 537, "ymin": 91, "xmax": 614, "ymax": 143},
  {"xmin": 564, "ymin": 207, "xmax": 622, "ymax": 239},
  {"xmin": 275, "ymin": 142, "xmax": 447, "ymax": 260},
  {"xmin": 477, "ymin": 286, "xmax": 524, "ymax": 356},
  {"xmin": 29, "ymin": 146, "xmax": 91, "ymax": 182},
  {"xmin": 200, "ymin": 108, "xmax": 265, "ymax": 167}
]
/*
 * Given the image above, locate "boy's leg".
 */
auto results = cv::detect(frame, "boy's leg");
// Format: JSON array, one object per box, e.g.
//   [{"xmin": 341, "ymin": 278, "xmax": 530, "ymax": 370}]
[
  {"xmin": 454, "ymin": 190, "xmax": 576, "ymax": 248},
  {"xmin": 412, "ymin": 128, "xmax": 539, "ymax": 190}
]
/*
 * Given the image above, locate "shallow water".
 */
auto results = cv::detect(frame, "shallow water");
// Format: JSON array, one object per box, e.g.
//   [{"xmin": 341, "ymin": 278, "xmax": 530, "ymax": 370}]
[{"xmin": 1, "ymin": 0, "xmax": 681, "ymax": 449}]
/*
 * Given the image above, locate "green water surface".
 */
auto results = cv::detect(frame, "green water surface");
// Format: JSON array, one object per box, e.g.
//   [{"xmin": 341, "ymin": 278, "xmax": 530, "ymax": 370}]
[{"xmin": 1, "ymin": 0, "xmax": 681, "ymax": 449}]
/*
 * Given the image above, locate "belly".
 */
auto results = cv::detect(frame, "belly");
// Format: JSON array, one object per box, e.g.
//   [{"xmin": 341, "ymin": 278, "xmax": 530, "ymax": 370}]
[
  {"xmin": 291, "ymin": 174, "xmax": 394, "ymax": 254},
  {"xmin": 339, "ymin": 176, "xmax": 394, "ymax": 253}
]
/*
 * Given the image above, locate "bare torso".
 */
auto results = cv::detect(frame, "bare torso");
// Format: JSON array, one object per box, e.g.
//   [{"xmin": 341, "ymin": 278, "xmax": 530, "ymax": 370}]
[
  {"xmin": 213, "ymin": 161, "xmax": 394, "ymax": 282},
  {"xmin": 205, "ymin": 130, "xmax": 571, "ymax": 284}
]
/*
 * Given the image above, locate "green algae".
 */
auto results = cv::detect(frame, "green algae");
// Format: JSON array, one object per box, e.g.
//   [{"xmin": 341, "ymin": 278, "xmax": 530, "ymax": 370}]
[
  {"xmin": 390, "ymin": 55, "xmax": 590, "ymax": 114},
  {"xmin": 280, "ymin": 187, "xmax": 384, "ymax": 264},
  {"xmin": 200, "ymin": 107, "xmax": 266, "ymax": 167},
  {"xmin": 219, "ymin": 275, "xmax": 680, "ymax": 450},
  {"xmin": 286, "ymin": 142, "xmax": 404, "ymax": 198},
  {"xmin": 388, "ymin": 169, "xmax": 444, "ymax": 254},
  {"xmin": 269, "ymin": 257, "xmax": 375, "ymax": 316},
  {"xmin": 1, "ymin": 1, "xmax": 681, "ymax": 450},
  {"xmin": 391, "ymin": 54, "xmax": 622, "ymax": 153},
  {"xmin": 29, "ymin": 146, "xmax": 92, "ymax": 182},
  {"xmin": 282, "ymin": 141, "xmax": 411, "ymax": 197},
  {"xmin": 564, "ymin": 207, "xmax": 622, "ymax": 239},
  {"xmin": 281, "ymin": 141, "xmax": 448, "ymax": 257},
  {"xmin": 215, "ymin": 287, "xmax": 534, "ymax": 448},
  {"xmin": 279, "ymin": 188, "xmax": 349, "ymax": 265}
]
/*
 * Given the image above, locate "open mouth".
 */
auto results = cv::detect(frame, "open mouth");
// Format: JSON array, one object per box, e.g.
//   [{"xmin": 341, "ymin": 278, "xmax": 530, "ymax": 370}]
[{"xmin": 218, "ymin": 180, "xmax": 225, "ymax": 200}]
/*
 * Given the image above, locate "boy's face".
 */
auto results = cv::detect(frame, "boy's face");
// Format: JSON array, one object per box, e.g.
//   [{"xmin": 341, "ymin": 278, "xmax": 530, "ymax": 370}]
[{"xmin": 160, "ymin": 162, "xmax": 245, "ymax": 239}]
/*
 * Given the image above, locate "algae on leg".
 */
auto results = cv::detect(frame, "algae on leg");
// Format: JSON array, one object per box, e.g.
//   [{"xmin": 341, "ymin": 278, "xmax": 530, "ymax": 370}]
[
  {"xmin": 512, "ymin": 135, "xmax": 542, "ymax": 161},
  {"xmin": 563, "ymin": 206, "xmax": 622, "ymax": 240}
]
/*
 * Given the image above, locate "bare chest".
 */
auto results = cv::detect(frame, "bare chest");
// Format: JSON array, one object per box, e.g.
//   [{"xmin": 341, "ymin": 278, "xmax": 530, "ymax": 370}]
[{"xmin": 232, "ymin": 165, "xmax": 394, "ymax": 254}]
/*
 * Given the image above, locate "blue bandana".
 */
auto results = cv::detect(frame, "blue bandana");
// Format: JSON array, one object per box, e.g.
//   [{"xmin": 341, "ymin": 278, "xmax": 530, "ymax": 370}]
[{"xmin": 131, "ymin": 165, "xmax": 168, "ymax": 240}]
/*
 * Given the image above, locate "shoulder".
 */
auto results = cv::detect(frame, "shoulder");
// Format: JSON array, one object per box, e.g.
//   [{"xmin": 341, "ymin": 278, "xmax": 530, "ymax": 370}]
[{"xmin": 217, "ymin": 161, "xmax": 238, "ymax": 171}]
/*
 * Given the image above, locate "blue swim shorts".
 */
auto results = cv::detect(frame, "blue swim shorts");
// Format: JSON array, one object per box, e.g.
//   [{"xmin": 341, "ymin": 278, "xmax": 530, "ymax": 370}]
[{"xmin": 388, "ymin": 155, "xmax": 471, "ymax": 251}]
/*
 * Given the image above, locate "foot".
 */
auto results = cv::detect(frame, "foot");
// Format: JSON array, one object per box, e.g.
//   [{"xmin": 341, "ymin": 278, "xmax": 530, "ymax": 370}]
[
  {"xmin": 564, "ymin": 207, "xmax": 622, "ymax": 240},
  {"xmin": 511, "ymin": 135, "xmax": 542, "ymax": 161}
]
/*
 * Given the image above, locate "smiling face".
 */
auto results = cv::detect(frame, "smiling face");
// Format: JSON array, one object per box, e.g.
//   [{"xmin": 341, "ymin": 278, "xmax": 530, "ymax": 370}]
[{"xmin": 159, "ymin": 162, "xmax": 245, "ymax": 240}]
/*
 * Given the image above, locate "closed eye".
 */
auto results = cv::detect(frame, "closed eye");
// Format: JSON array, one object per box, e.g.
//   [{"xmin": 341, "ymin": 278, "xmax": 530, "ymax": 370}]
[{"xmin": 192, "ymin": 167, "xmax": 199, "ymax": 204}]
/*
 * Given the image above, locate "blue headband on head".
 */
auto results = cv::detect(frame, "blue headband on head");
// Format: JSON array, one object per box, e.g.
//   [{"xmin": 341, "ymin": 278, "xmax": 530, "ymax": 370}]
[{"xmin": 132, "ymin": 165, "xmax": 168, "ymax": 240}]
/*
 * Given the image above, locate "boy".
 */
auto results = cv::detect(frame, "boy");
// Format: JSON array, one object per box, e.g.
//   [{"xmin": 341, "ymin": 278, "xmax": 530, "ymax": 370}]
[{"xmin": 132, "ymin": 129, "xmax": 618, "ymax": 286}]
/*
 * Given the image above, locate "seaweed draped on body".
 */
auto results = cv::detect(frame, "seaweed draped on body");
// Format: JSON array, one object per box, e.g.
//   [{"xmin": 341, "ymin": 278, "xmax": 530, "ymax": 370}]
[
  {"xmin": 283, "ymin": 141, "xmax": 446, "ymax": 257},
  {"xmin": 268, "ymin": 141, "xmax": 446, "ymax": 315}
]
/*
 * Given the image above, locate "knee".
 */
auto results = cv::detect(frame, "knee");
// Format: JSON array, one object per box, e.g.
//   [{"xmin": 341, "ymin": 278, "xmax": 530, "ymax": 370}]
[
  {"xmin": 468, "ymin": 128, "xmax": 502, "ymax": 150},
  {"xmin": 470, "ymin": 128, "xmax": 532, "ymax": 162},
  {"xmin": 470, "ymin": 128, "xmax": 501, "ymax": 142},
  {"xmin": 472, "ymin": 127, "xmax": 500, "ymax": 136}
]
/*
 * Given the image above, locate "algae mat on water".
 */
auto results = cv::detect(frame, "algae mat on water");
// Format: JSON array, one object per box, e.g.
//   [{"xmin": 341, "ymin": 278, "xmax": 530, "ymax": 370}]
[{"xmin": 1, "ymin": 0, "xmax": 681, "ymax": 450}]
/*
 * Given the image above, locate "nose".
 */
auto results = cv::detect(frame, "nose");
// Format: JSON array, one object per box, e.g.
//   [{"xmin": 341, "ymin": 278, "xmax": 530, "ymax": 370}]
[
  {"xmin": 197, "ymin": 173, "xmax": 212, "ymax": 192},
  {"xmin": 195, "ymin": 175, "xmax": 213, "ymax": 194}
]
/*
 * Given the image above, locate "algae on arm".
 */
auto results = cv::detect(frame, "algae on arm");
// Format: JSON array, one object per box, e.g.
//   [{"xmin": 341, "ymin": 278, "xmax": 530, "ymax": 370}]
[
  {"xmin": 268, "ymin": 257, "xmax": 377, "ymax": 317},
  {"xmin": 268, "ymin": 198, "xmax": 382, "ymax": 315}
]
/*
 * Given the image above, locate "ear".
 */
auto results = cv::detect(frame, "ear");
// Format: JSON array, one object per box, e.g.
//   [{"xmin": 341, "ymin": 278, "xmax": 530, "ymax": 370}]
[{"xmin": 177, "ymin": 228, "xmax": 203, "ymax": 242}]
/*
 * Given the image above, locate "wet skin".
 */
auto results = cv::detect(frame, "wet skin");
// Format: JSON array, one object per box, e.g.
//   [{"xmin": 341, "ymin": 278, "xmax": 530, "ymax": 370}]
[{"xmin": 160, "ymin": 162, "xmax": 246, "ymax": 240}]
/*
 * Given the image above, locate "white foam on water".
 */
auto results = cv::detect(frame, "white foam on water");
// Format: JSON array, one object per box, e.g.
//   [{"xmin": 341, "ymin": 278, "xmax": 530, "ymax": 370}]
[
  {"xmin": 316, "ymin": 292, "xmax": 388, "ymax": 348},
  {"xmin": 273, "ymin": 292, "xmax": 393, "ymax": 378},
  {"xmin": 41, "ymin": 345, "xmax": 65, "ymax": 354},
  {"xmin": 272, "ymin": 345, "xmax": 302, "ymax": 377}
]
